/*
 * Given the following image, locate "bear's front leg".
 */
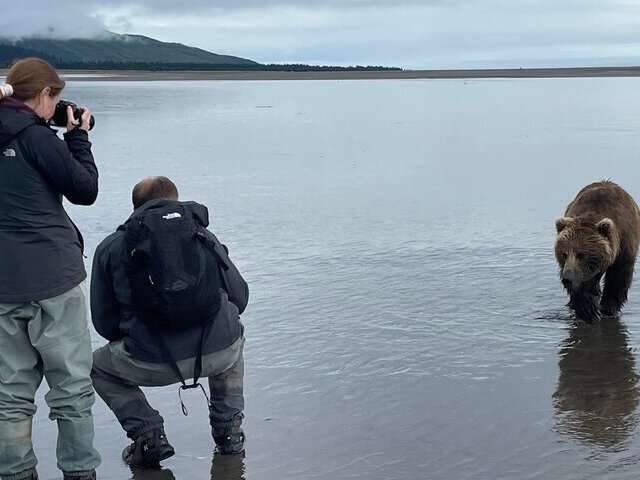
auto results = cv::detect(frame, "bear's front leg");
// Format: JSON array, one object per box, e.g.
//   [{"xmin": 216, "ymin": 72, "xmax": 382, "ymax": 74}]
[
  {"xmin": 571, "ymin": 294, "xmax": 601, "ymax": 323},
  {"xmin": 570, "ymin": 279, "xmax": 602, "ymax": 323},
  {"xmin": 601, "ymin": 257, "xmax": 635, "ymax": 317},
  {"xmin": 566, "ymin": 281, "xmax": 601, "ymax": 308}
]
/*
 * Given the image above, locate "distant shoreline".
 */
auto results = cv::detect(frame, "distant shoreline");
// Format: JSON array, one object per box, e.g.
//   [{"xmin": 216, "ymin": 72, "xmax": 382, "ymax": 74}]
[{"xmin": 3, "ymin": 66, "xmax": 640, "ymax": 81}]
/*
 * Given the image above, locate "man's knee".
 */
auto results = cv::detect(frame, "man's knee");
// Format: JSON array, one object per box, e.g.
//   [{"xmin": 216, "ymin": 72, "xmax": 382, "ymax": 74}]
[{"xmin": 91, "ymin": 344, "xmax": 111, "ymax": 372}]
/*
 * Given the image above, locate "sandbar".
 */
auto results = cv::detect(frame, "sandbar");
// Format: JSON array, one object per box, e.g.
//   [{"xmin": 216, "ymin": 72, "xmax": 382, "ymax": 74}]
[{"xmin": 3, "ymin": 66, "xmax": 640, "ymax": 81}]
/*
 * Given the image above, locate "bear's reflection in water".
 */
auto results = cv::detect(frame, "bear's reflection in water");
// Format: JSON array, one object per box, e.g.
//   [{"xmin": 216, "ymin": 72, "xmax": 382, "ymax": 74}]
[{"xmin": 553, "ymin": 318, "xmax": 640, "ymax": 449}]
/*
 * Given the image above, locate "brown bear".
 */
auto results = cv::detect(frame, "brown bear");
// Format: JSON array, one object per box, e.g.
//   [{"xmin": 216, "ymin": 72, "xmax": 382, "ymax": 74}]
[{"xmin": 555, "ymin": 180, "xmax": 640, "ymax": 322}]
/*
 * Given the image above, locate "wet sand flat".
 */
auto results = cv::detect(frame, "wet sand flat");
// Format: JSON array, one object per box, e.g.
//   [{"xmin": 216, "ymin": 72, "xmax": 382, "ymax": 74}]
[
  {"xmin": 12, "ymin": 76, "xmax": 640, "ymax": 479},
  {"xmin": 4, "ymin": 66, "xmax": 640, "ymax": 81}
]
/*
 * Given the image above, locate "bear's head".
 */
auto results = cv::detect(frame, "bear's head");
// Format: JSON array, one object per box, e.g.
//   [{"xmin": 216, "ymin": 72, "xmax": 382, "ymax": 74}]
[{"xmin": 555, "ymin": 216, "xmax": 620, "ymax": 294}]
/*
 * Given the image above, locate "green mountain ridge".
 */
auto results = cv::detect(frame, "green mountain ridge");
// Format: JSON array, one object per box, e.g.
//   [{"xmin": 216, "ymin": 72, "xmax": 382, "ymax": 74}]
[{"xmin": 0, "ymin": 32, "xmax": 259, "ymax": 69}]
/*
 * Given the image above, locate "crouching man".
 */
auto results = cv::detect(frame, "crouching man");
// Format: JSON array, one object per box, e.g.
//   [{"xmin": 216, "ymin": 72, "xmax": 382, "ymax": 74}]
[{"xmin": 90, "ymin": 176, "xmax": 249, "ymax": 467}]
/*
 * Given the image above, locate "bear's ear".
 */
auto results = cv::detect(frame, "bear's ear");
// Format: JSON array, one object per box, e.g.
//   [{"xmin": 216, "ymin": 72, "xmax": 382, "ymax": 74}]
[
  {"xmin": 596, "ymin": 218, "xmax": 615, "ymax": 239},
  {"xmin": 556, "ymin": 216, "xmax": 573, "ymax": 233}
]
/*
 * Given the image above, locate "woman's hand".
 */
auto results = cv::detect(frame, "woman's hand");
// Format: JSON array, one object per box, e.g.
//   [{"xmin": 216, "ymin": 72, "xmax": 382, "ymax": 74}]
[{"xmin": 66, "ymin": 105, "xmax": 93, "ymax": 132}]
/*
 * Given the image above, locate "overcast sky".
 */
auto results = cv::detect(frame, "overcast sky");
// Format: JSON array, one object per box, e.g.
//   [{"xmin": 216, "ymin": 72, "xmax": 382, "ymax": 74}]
[{"xmin": 2, "ymin": 0, "xmax": 640, "ymax": 69}]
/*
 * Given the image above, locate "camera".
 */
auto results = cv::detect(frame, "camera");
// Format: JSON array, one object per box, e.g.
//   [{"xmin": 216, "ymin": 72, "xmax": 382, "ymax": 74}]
[{"xmin": 50, "ymin": 100, "xmax": 95, "ymax": 131}]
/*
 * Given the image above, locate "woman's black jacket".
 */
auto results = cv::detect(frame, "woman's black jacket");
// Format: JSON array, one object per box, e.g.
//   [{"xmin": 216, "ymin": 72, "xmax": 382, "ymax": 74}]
[{"xmin": 0, "ymin": 97, "xmax": 98, "ymax": 302}]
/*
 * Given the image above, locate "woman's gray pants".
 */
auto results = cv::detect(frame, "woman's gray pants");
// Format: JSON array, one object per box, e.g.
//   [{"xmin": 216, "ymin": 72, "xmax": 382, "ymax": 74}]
[
  {"xmin": 0, "ymin": 284, "xmax": 101, "ymax": 480},
  {"xmin": 91, "ymin": 336, "xmax": 244, "ymax": 440}
]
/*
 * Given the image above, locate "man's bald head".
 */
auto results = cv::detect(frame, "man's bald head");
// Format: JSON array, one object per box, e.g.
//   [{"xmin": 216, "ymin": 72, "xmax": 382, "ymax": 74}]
[{"xmin": 132, "ymin": 176, "xmax": 179, "ymax": 209}]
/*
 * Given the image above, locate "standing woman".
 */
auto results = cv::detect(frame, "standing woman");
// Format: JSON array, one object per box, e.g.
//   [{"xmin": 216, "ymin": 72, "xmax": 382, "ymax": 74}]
[{"xmin": 0, "ymin": 58, "xmax": 101, "ymax": 480}]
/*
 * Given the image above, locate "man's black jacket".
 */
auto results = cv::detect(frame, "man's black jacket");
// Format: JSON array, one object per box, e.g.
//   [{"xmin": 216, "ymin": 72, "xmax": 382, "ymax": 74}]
[
  {"xmin": 0, "ymin": 97, "xmax": 98, "ymax": 302},
  {"xmin": 90, "ymin": 199, "xmax": 249, "ymax": 362}
]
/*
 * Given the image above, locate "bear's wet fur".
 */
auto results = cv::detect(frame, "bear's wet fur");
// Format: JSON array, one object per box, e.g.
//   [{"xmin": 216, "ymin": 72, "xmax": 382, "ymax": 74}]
[{"xmin": 555, "ymin": 180, "xmax": 640, "ymax": 322}]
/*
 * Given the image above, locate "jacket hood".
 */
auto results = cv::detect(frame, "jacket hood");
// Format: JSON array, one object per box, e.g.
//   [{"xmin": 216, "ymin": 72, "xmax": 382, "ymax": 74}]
[
  {"xmin": 0, "ymin": 98, "xmax": 41, "ymax": 147},
  {"xmin": 121, "ymin": 198, "xmax": 210, "ymax": 229}
]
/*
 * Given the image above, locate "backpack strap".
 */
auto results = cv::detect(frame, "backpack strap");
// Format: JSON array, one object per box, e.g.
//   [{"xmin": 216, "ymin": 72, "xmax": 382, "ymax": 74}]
[
  {"xmin": 197, "ymin": 230, "xmax": 230, "ymax": 294},
  {"xmin": 197, "ymin": 230, "xmax": 229, "ymax": 271},
  {"xmin": 151, "ymin": 322, "xmax": 213, "ymax": 416},
  {"xmin": 169, "ymin": 235, "xmax": 229, "ymax": 415}
]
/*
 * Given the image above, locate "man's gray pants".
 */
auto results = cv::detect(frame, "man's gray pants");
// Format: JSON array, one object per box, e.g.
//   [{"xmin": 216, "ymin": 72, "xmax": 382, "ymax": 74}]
[
  {"xmin": 91, "ymin": 336, "xmax": 244, "ymax": 440},
  {"xmin": 0, "ymin": 284, "xmax": 101, "ymax": 480}
]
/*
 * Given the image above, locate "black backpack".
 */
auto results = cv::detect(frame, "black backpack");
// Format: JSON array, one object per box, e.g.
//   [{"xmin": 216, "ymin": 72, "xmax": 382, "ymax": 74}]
[
  {"xmin": 122, "ymin": 200, "xmax": 229, "ymax": 412},
  {"xmin": 124, "ymin": 200, "xmax": 227, "ymax": 329}
]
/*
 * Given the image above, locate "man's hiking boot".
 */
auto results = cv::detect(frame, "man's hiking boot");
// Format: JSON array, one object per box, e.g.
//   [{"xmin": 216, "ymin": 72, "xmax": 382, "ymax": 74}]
[
  {"xmin": 213, "ymin": 426, "xmax": 245, "ymax": 455},
  {"xmin": 62, "ymin": 471, "xmax": 96, "ymax": 480},
  {"xmin": 122, "ymin": 428, "xmax": 175, "ymax": 467}
]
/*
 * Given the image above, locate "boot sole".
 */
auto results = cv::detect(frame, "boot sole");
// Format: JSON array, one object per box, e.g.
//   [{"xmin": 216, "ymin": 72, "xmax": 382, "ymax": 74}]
[
  {"xmin": 125, "ymin": 446, "xmax": 176, "ymax": 468},
  {"xmin": 143, "ymin": 446, "xmax": 176, "ymax": 465}
]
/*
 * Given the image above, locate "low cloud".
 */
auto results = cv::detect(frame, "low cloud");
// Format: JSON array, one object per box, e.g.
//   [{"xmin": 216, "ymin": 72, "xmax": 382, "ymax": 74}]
[{"xmin": 0, "ymin": 2, "xmax": 108, "ymax": 39}]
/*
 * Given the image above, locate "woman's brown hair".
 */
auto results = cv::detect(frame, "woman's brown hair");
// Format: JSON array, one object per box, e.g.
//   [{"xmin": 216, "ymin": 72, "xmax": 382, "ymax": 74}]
[{"xmin": 6, "ymin": 57, "xmax": 65, "ymax": 101}]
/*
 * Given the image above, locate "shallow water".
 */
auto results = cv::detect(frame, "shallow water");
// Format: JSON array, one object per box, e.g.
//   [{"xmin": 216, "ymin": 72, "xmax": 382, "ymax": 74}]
[{"xmin": 18, "ymin": 77, "xmax": 640, "ymax": 479}]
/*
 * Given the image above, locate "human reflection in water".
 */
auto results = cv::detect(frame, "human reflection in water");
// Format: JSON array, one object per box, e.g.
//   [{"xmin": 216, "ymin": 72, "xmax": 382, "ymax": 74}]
[
  {"xmin": 124, "ymin": 452, "xmax": 245, "ymax": 479},
  {"xmin": 129, "ymin": 467, "xmax": 177, "ymax": 480},
  {"xmin": 553, "ymin": 318, "xmax": 640, "ymax": 448},
  {"xmin": 211, "ymin": 451, "xmax": 246, "ymax": 480}
]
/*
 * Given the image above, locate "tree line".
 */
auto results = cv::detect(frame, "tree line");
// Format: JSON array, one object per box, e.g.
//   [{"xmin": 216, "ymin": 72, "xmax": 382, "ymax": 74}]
[{"xmin": 0, "ymin": 48, "xmax": 401, "ymax": 72}]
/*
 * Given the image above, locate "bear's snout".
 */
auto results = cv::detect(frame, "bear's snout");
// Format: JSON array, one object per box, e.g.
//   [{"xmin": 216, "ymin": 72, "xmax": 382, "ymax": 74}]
[{"xmin": 561, "ymin": 269, "xmax": 576, "ymax": 291}]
